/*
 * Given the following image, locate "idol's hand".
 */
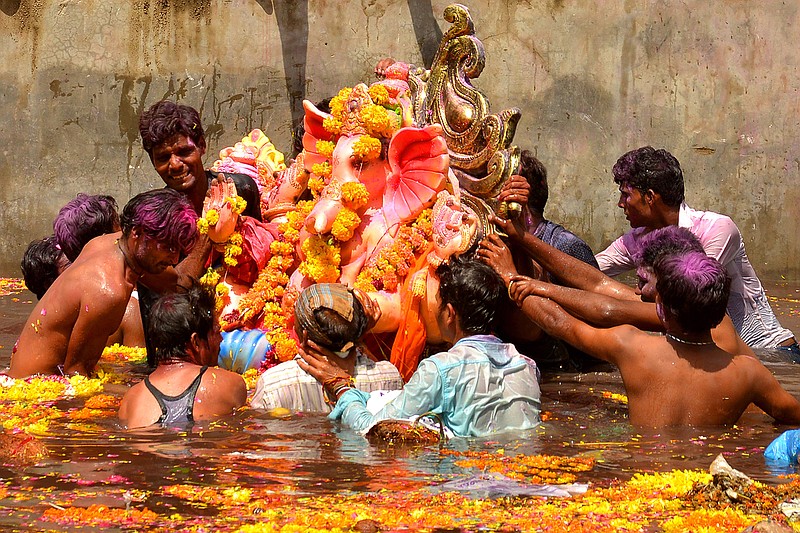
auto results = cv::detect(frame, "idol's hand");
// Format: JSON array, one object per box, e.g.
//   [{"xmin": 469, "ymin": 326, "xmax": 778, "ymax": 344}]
[
  {"xmin": 374, "ymin": 57, "xmax": 396, "ymax": 79},
  {"xmin": 203, "ymin": 177, "xmax": 239, "ymax": 244}
]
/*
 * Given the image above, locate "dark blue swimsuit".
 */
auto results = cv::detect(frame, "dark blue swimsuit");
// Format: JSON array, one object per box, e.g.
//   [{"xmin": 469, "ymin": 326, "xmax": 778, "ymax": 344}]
[{"xmin": 144, "ymin": 366, "xmax": 208, "ymax": 427}]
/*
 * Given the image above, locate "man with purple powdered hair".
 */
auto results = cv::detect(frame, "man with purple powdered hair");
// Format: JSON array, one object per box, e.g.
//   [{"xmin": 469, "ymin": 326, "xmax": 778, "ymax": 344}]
[
  {"xmin": 509, "ymin": 251, "xmax": 800, "ymax": 427},
  {"xmin": 595, "ymin": 146, "xmax": 796, "ymax": 356},
  {"xmin": 8, "ymin": 189, "xmax": 198, "ymax": 378}
]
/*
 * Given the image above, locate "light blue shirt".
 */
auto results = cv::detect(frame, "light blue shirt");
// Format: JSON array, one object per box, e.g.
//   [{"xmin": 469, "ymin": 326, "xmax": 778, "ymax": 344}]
[{"xmin": 329, "ymin": 335, "xmax": 542, "ymax": 437}]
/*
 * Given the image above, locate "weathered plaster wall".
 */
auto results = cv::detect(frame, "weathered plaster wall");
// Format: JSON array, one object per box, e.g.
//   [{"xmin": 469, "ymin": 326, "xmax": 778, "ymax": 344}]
[{"xmin": 0, "ymin": 0, "xmax": 798, "ymax": 280}]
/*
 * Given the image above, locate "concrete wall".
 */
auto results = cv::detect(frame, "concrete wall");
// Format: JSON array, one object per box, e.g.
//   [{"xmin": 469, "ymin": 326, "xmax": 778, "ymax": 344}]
[{"xmin": 1, "ymin": 0, "xmax": 798, "ymax": 280}]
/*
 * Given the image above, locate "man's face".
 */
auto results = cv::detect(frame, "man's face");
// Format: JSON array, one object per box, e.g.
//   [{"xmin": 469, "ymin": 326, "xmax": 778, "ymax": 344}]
[
  {"xmin": 134, "ymin": 233, "xmax": 181, "ymax": 275},
  {"xmin": 150, "ymin": 134, "xmax": 206, "ymax": 194},
  {"xmin": 617, "ymin": 184, "xmax": 653, "ymax": 229},
  {"xmin": 635, "ymin": 265, "xmax": 657, "ymax": 302}
]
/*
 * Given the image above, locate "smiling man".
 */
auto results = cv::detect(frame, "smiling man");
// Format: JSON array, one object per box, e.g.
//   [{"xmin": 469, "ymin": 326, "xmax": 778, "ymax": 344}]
[
  {"xmin": 595, "ymin": 146, "xmax": 796, "ymax": 354},
  {"xmin": 139, "ymin": 100, "xmax": 262, "ymax": 221},
  {"xmin": 136, "ymin": 101, "xmax": 266, "ymax": 365},
  {"xmin": 8, "ymin": 189, "xmax": 198, "ymax": 378}
]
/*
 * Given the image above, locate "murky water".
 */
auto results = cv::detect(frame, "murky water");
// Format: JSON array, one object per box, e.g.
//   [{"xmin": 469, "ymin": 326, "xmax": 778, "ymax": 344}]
[{"xmin": 1, "ymin": 281, "xmax": 799, "ymax": 531}]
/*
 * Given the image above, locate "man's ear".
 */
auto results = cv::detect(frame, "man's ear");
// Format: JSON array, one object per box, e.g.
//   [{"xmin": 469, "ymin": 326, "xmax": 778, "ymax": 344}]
[
  {"xmin": 644, "ymin": 189, "xmax": 658, "ymax": 205},
  {"xmin": 185, "ymin": 332, "xmax": 205, "ymax": 362},
  {"xmin": 444, "ymin": 302, "xmax": 457, "ymax": 330}
]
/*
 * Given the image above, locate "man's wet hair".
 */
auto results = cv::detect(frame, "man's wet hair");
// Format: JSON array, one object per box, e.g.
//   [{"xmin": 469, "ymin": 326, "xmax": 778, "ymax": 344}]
[
  {"xmin": 655, "ymin": 251, "xmax": 730, "ymax": 333},
  {"xmin": 516, "ymin": 150, "xmax": 549, "ymax": 215},
  {"xmin": 139, "ymin": 100, "xmax": 205, "ymax": 155},
  {"xmin": 53, "ymin": 194, "xmax": 120, "ymax": 262},
  {"xmin": 636, "ymin": 226, "xmax": 704, "ymax": 268},
  {"xmin": 613, "ymin": 146, "xmax": 685, "ymax": 208},
  {"xmin": 436, "ymin": 255, "xmax": 504, "ymax": 335},
  {"xmin": 20, "ymin": 235, "xmax": 68, "ymax": 300},
  {"xmin": 148, "ymin": 283, "xmax": 217, "ymax": 364},
  {"xmin": 120, "ymin": 189, "xmax": 198, "ymax": 255}
]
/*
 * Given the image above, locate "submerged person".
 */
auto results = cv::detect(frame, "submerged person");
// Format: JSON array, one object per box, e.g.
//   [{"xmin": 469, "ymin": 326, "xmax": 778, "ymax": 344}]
[
  {"xmin": 595, "ymin": 146, "xmax": 796, "ymax": 355},
  {"xmin": 53, "ymin": 193, "xmax": 145, "ymax": 348},
  {"xmin": 298, "ymin": 257, "xmax": 542, "ymax": 438},
  {"xmin": 20, "ymin": 235, "xmax": 70, "ymax": 300},
  {"xmin": 7, "ymin": 189, "xmax": 198, "ymax": 378},
  {"xmin": 479, "ymin": 221, "xmax": 752, "ymax": 357},
  {"xmin": 251, "ymin": 283, "xmax": 403, "ymax": 413},
  {"xmin": 118, "ymin": 284, "xmax": 246, "ymax": 428},
  {"xmin": 509, "ymin": 251, "xmax": 800, "ymax": 427},
  {"xmin": 494, "ymin": 150, "xmax": 602, "ymax": 371},
  {"xmin": 138, "ymin": 100, "xmax": 274, "ymax": 364}
]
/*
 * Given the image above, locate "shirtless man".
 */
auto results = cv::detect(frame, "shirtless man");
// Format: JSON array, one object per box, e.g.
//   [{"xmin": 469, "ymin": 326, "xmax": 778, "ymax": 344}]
[
  {"xmin": 478, "ymin": 217, "xmax": 751, "ymax": 357},
  {"xmin": 8, "ymin": 189, "xmax": 198, "ymax": 378},
  {"xmin": 53, "ymin": 193, "xmax": 145, "ymax": 348},
  {"xmin": 137, "ymin": 100, "xmax": 262, "ymax": 292},
  {"xmin": 118, "ymin": 284, "xmax": 246, "ymax": 428},
  {"xmin": 509, "ymin": 250, "xmax": 800, "ymax": 427}
]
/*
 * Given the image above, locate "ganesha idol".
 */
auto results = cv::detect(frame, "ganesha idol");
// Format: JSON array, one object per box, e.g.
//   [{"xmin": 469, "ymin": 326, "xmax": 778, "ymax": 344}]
[
  {"xmin": 212, "ymin": 80, "xmax": 480, "ymax": 377},
  {"xmin": 213, "ymin": 4, "xmax": 520, "ymax": 378}
]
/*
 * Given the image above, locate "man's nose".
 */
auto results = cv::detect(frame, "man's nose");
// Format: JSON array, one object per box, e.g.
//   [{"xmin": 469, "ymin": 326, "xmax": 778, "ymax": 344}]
[
  {"xmin": 168, "ymin": 154, "xmax": 183, "ymax": 172},
  {"xmin": 617, "ymin": 195, "xmax": 625, "ymax": 208}
]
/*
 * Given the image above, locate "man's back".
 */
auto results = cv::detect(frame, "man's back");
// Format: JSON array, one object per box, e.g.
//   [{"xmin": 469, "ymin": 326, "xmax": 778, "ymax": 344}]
[
  {"xmin": 615, "ymin": 328, "xmax": 800, "ymax": 426},
  {"xmin": 9, "ymin": 233, "xmax": 132, "ymax": 377}
]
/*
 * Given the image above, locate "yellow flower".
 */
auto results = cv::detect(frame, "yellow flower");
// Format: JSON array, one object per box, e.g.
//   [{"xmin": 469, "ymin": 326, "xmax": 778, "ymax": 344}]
[
  {"xmin": 361, "ymin": 104, "xmax": 392, "ymax": 137},
  {"xmin": 299, "ymin": 235, "xmax": 341, "ymax": 283},
  {"xmin": 323, "ymin": 116, "xmax": 342, "ymax": 135},
  {"xmin": 205, "ymin": 209, "xmax": 220, "ymax": 226},
  {"xmin": 341, "ymin": 182, "xmax": 369, "ymax": 211},
  {"xmin": 196, "ymin": 218, "xmax": 209, "ymax": 235},
  {"xmin": 329, "ymin": 87, "xmax": 352, "ymax": 119},
  {"xmin": 331, "ymin": 208, "xmax": 361, "ymax": 242},
  {"xmin": 199, "ymin": 266, "xmax": 221, "ymax": 289},
  {"xmin": 368, "ymin": 84, "xmax": 390, "ymax": 105},
  {"xmin": 316, "ymin": 140, "xmax": 335, "ymax": 158},
  {"xmin": 352, "ymin": 135, "xmax": 382, "ymax": 162},
  {"xmin": 226, "ymin": 195, "xmax": 247, "ymax": 215},
  {"xmin": 311, "ymin": 162, "xmax": 332, "ymax": 179}
]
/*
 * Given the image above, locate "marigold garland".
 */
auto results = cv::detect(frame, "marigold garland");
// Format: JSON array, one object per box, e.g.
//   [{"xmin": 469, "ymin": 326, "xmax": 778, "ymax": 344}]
[
  {"xmin": 331, "ymin": 208, "xmax": 361, "ymax": 242},
  {"xmin": 41, "ymin": 504, "xmax": 159, "ymax": 526},
  {"xmin": 102, "ymin": 343, "xmax": 147, "ymax": 365},
  {"xmin": 368, "ymin": 84, "xmax": 390, "ymax": 105},
  {"xmin": 351, "ymin": 135, "xmax": 382, "ymax": 162},
  {"xmin": 341, "ymin": 182, "xmax": 369, "ymax": 211},
  {"xmin": 355, "ymin": 208, "xmax": 433, "ymax": 293},
  {"xmin": 316, "ymin": 140, "xmax": 335, "ymax": 158},
  {"xmin": 299, "ymin": 235, "xmax": 341, "ymax": 283}
]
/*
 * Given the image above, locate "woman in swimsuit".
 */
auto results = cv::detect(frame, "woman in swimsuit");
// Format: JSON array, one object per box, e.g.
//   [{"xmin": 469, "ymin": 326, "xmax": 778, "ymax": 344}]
[{"xmin": 118, "ymin": 284, "xmax": 247, "ymax": 428}]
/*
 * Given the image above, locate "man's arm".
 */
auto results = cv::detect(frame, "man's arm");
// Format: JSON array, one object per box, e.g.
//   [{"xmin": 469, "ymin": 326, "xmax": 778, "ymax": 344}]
[
  {"xmin": 520, "ymin": 279, "xmax": 662, "ymax": 330},
  {"xmin": 64, "ymin": 290, "xmax": 128, "ymax": 375},
  {"xmin": 750, "ymin": 361, "xmax": 800, "ymax": 424},
  {"xmin": 509, "ymin": 276, "xmax": 640, "ymax": 366},
  {"xmin": 493, "ymin": 216, "xmax": 636, "ymax": 301}
]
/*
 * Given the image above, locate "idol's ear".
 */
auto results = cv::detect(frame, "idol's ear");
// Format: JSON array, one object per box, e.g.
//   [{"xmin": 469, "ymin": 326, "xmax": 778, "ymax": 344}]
[{"xmin": 383, "ymin": 124, "xmax": 450, "ymax": 227}]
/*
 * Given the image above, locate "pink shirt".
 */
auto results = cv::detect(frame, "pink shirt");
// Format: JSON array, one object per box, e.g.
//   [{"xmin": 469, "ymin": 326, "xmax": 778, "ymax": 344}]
[{"xmin": 596, "ymin": 204, "xmax": 793, "ymax": 349}]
